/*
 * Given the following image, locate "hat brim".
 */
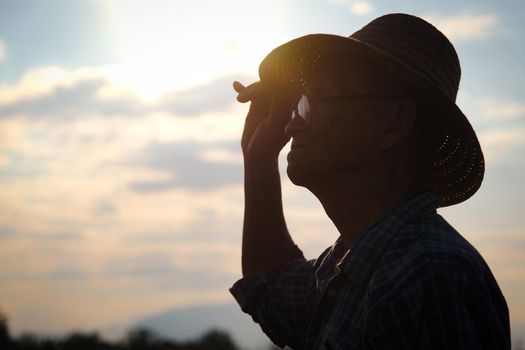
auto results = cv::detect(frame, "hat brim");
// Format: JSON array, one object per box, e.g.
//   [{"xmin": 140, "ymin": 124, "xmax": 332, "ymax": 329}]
[{"xmin": 259, "ymin": 34, "xmax": 484, "ymax": 207}]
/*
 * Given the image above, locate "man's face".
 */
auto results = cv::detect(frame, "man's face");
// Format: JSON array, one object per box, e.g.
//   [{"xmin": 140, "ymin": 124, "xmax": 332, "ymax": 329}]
[{"xmin": 285, "ymin": 57, "xmax": 401, "ymax": 187}]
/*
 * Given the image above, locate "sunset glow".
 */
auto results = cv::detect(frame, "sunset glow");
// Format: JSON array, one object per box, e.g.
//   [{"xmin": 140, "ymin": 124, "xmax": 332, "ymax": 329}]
[
  {"xmin": 0, "ymin": 1, "xmax": 524, "ymax": 348},
  {"xmin": 104, "ymin": 0, "xmax": 288, "ymax": 101}
]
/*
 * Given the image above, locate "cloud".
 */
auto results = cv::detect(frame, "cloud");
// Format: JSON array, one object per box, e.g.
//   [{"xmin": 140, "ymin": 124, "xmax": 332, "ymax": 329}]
[
  {"xmin": 0, "ymin": 151, "xmax": 50, "ymax": 178},
  {"xmin": 0, "ymin": 110, "xmax": 246, "ymax": 254},
  {"xmin": 323, "ymin": 0, "xmax": 351, "ymax": 4},
  {"xmin": 0, "ymin": 77, "xmax": 146, "ymax": 118},
  {"xmin": 0, "ymin": 77, "xmax": 147, "ymax": 118},
  {"xmin": 49, "ymin": 267, "xmax": 88, "ymax": 281},
  {"xmin": 93, "ymin": 198, "xmax": 117, "ymax": 216},
  {"xmin": 199, "ymin": 148, "xmax": 243, "ymax": 164},
  {"xmin": 423, "ymin": 13, "xmax": 498, "ymax": 41},
  {"xmin": 27, "ymin": 232, "xmax": 83, "ymax": 241},
  {"xmin": 0, "ymin": 226, "xmax": 16, "ymax": 239},
  {"xmin": 104, "ymin": 251, "xmax": 234, "ymax": 290},
  {"xmin": 128, "ymin": 141, "xmax": 243, "ymax": 192},
  {"xmin": 477, "ymin": 97, "xmax": 525, "ymax": 121},
  {"xmin": 479, "ymin": 127, "xmax": 525, "ymax": 163},
  {"xmin": 350, "ymin": 1, "xmax": 374, "ymax": 15},
  {"xmin": 0, "ymin": 224, "xmax": 81, "ymax": 242},
  {"xmin": 156, "ymin": 73, "xmax": 252, "ymax": 116},
  {"xmin": 106, "ymin": 252, "xmax": 178, "ymax": 278},
  {"xmin": 0, "ymin": 67, "xmax": 145, "ymax": 117},
  {"xmin": 0, "ymin": 39, "xmax": 6, "ymax": 61},
  {"xmin": 0, "ymin": 66, "xmax": 252, "ymax": 118},
  {"xmin": 0, "ymin": 66, "xmax": 102, "ymax": 106},
  {"xmin": 322, "ymin": 0, "xmax": 374, "ymax": 15},
  {"xmin": 458, "ymin": 96, "xmax": 525, "ymax": 159}
]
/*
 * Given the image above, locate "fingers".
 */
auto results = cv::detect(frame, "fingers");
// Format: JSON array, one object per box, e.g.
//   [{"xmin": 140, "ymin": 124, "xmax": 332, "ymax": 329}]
[
  {"xmin": 232, "ymin": 80, "xmax": 245, "ymax": 93},
  {"xmin": 233, "ymin": 80, "xmax": 267, "ymax": 103}
]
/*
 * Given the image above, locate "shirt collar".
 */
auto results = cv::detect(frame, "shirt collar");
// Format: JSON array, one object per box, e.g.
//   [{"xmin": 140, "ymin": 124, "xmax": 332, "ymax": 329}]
[{"xmin": 336, "ymin": 192, "xmax": 439, "ymax": 283}]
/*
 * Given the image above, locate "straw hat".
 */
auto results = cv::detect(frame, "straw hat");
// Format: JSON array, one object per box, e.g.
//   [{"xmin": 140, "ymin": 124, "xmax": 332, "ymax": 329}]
[{"xmin": 259, "ymin": 13, "xmax": 484, "ymax": 207}]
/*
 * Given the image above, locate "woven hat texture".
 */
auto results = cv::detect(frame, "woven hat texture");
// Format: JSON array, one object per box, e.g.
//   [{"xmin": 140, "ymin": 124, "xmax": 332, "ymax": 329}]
[{"xmin": 259, "ymin": 13, "xmax": 484, "ymax": 207}]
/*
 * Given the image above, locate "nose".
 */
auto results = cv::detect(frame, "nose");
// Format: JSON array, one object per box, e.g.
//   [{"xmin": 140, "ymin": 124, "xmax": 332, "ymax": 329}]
[{"xmin": 285, "ymin": 114, "xmax": 309, "ymax": 138}]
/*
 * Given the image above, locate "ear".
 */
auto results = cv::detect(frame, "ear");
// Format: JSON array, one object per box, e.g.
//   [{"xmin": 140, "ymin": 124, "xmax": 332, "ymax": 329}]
[{"xmin": 379, "ymin": 99, "xmax": 417, "ymax": 151}]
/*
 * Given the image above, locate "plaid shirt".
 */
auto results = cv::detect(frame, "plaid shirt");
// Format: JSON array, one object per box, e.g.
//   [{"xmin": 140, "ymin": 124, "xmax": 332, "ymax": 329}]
[{"xmin": 230, "ymin": 193, "xmax": 510, "ymax": 349}]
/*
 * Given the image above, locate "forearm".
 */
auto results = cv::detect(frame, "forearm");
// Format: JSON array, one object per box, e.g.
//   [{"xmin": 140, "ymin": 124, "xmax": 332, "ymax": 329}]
[{"xmin": 242, "ymin": 158, "xmax": 301, "ymax": 276}]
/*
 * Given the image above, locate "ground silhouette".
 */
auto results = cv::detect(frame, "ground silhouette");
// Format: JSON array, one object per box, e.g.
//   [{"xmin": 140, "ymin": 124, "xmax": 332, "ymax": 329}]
[{"xmin": 0, "ymin": 311, "xmax": 280, "ymax": 350}]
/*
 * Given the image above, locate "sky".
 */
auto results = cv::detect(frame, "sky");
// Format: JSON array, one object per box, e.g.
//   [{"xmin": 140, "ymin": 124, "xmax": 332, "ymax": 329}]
[{"xmin": 0, "ymin": 0, "xmax": 524, "ymax": 345}]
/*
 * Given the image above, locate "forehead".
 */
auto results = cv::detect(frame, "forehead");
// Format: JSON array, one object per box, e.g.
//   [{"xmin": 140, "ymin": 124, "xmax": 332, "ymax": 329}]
[{"xmin": 306, "ymin": 54, "xmax": 398, "ymax": 93}]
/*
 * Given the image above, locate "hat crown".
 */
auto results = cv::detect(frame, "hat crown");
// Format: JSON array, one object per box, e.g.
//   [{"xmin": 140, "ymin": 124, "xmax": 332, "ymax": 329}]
[
  {"xmin": 258, "ymin": 13, "xmax": 484, "ymax": 207},
  {"xmin": 351, "ymin": 13, "xmax": 461, "ymax": 101}
]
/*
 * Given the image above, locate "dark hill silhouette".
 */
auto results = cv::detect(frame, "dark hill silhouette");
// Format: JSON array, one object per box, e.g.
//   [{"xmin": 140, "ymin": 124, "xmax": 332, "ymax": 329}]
[
  {"xmin": 1, "ymin": 307, "xmax": 278, "ymax": 350},
  {"xmin": 130, "ymin": 302, "xmax": 269, "ymax": 350},
  {"xmin": 1, "ymin": 311, "xmax": 242, "ymax": 350}
]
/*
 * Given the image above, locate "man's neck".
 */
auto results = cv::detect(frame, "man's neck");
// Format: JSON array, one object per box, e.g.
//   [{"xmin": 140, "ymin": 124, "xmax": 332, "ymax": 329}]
[{"xmin": 309, "ymin": 162, "xmax": 419, "ymax": 251}]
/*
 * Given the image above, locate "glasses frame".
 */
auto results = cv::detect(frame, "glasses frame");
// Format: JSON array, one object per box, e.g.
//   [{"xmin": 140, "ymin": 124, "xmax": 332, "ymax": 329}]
[{"xmin": 291, "ymin": 93, "xmax": 399, "ymax": 127}]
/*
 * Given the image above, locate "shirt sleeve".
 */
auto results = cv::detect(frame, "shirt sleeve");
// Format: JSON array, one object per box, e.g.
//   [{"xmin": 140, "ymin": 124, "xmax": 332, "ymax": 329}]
[{"xmin": 230, "ymin": 257, "xmax": 318, "ymax": 349}]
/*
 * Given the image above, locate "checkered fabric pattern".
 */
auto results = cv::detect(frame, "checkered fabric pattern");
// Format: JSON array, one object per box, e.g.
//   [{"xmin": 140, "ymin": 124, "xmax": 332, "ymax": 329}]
[{"xmin": 230, "ymin": 193, "xmax": 510, "ymax": 349}]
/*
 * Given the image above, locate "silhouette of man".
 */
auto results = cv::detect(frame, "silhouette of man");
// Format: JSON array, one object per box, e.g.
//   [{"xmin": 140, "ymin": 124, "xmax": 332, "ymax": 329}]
[{"xmin": 230, "ymin": 13, "xmax": 510, "ymax": 349}]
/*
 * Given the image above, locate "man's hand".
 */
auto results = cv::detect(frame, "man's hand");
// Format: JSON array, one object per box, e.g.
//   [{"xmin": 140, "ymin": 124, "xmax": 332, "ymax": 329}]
[
  {"xmin": 233, "ymin": 80, "xmax": 303, "ymax": 276},
  {"xmin": 233, "ymin": 80, "xmax": 295, "ymax": 164}
]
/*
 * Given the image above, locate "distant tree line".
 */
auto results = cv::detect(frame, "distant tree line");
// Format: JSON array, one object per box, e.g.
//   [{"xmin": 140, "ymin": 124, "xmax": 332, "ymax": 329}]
[{"xmin": 0, "ymin": 311, "xmax": 248, "ymax": 350}]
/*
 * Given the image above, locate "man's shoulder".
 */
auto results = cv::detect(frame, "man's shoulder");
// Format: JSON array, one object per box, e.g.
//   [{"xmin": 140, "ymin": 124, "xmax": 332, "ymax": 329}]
[
  {"xmin": 372, "ymin": 212, "xmax": 493, "ymax": 292},
  {"xmin": 407, "ymin": 213, "xmax": 486, "ymax": 270}
]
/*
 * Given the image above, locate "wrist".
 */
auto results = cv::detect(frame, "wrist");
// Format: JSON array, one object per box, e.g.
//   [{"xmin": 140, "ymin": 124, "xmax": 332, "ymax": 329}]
[
  {"xmin": 243, "ymin": 156, "xmax": 281, "ymax": 183},
  {"xmin": 243, "ymin": 153, "xmax": 279, "ymax": 170}
]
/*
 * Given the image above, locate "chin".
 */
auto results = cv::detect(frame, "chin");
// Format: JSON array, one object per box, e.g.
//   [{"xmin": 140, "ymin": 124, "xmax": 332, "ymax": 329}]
[
  {"xmin": 286, "ymin": 161, "xmax": 321, "ymax": 188},
  {"xmin": 286, "ymin": 148, "xmax": 331, "ymax": 187}
]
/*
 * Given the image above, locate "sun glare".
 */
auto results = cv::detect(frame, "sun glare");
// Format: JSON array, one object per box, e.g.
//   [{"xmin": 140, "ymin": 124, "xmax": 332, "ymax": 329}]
[{"xmin": 104, "ymin": 0, "xmax": 288, "ymax": 102}]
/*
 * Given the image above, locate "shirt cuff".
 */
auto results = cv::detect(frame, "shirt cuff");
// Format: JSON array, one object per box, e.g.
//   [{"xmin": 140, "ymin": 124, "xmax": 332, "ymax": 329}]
[
  {"xmin": 230, "ymin": 272, "xmax": 288, "ymax": 348},
  {"xmin": 230, "ymin": 272, "xmax": 269, "ymax": 314}
]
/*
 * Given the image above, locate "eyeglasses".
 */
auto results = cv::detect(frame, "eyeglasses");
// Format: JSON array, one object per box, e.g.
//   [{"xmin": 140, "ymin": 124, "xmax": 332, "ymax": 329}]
[{"xmin": 291, "ymin": 93, "xmax": 398, "ymax": 127}]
